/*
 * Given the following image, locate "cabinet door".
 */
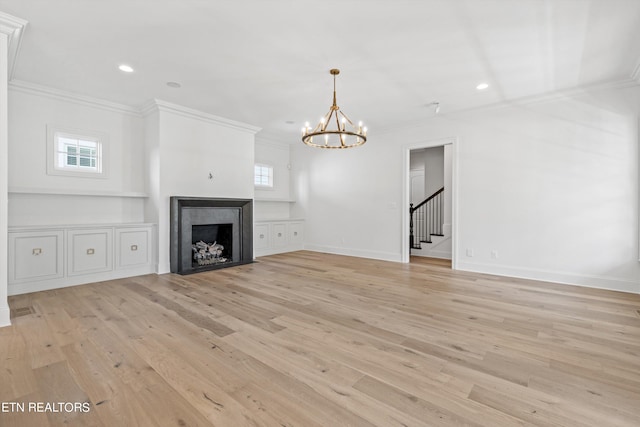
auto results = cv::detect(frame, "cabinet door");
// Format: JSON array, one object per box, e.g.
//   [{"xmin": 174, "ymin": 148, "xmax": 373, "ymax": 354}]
[
  {"xmin": 272, "ymin": 223, "xmax": 287, "ymax": 248},
  {"xmin": 68, "ymin": 228, "xmax": 113, "ymax": 276},
  {"xmin": 116, "ymin": 227, "xmax": 151, "ymax": 269},
  {"xmin": 254, "ymin": 224, "xmax": 270, "ymax": 250},
  {"xmin": 9, "ymin": 230, "xmax": 64, "ymax": 283},
  {"xmin": 288, "ymin": 222, "xmax": 304, "ymax": 248}
]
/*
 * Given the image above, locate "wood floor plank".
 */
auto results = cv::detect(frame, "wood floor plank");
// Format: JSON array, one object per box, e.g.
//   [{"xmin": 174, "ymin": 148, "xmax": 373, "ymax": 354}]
[
  {"xmin": 32, "ymin": 361, "xmax": 103, "ymax": 426},
  {"xmin": 2, "ymin": 251, "xmax": 640, "ymax": 426},
  {"xmin": 60, "ymin": 340, "xmax": 156, "ymax": 427},
  {"xmin": 0, "ymin": 325, "xmax": 38, "ymax": 402},
  {"xmin": 14, "ymin": 309, "xmax": 67, "ymax": 369}
]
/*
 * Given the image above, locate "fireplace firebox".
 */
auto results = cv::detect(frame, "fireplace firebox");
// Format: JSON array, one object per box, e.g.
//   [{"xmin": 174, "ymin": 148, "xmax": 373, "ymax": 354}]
[{"xmin": 170, "ymin": 197, "xmax": 253, "ymax": 274}]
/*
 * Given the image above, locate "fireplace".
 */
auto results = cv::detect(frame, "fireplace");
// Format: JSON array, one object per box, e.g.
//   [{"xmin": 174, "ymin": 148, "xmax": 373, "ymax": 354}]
[{"xmin": 170, "ymin": 197, "xmax": 253, "ymax": 274}]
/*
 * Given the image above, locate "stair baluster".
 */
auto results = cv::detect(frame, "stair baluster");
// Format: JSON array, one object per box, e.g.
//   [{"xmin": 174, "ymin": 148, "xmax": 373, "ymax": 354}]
[{"xmin": 409, "ymin": 187, "xmax": 444, "ymax": 252}]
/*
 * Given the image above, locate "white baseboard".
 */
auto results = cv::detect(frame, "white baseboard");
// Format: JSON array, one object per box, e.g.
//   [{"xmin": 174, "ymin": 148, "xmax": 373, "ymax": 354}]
[
  {"xmin": 8, "ymin": 265, "xmax": 156, "ymax": 296},
  {"xmin": 304, "ymin": 244, "xmax": 402, "ymax": 263},
  {"xmin": 456, "ymin": 260, "xmax": 639, "ymax": 294},
  {"xmin": 0, "ymin": 306, "xmax": 11, "ymax": 328},
  {"xmin": 254, "ymin": 244, "xmax": 304, "ymax": 258}
]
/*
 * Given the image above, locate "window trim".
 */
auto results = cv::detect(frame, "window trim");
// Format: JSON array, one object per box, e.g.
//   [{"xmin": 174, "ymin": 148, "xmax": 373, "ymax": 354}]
[
  {"xmin": 46, "ymin": 125, "xmax": 108, "ymax": 179},
  {"xmin": 254, "ymin": 163, "xmax": 274, "ymax": 189}
]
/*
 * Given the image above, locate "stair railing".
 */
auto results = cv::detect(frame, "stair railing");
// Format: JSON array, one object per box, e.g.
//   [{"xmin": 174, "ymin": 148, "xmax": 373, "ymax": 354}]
[{"xmin": 409, "ymin": 187, "xmax": 444, "ymax": 251}]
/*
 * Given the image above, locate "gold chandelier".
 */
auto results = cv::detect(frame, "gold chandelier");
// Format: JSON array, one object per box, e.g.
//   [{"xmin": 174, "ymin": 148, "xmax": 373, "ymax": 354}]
[{"xmin": 302, "ymin": 69, "xmax": 367, "ymax": 149}]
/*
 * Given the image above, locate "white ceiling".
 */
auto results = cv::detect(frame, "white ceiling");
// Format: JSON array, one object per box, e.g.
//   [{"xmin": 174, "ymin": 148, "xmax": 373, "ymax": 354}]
[{"xmin": 1, "ymin": 0, "xmax": 640, "ymax": 140}]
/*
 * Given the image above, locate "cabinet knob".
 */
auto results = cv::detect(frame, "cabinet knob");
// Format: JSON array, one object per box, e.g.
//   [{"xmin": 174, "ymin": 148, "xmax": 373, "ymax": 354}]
[
  {"xmin": 86, "ymin": 248, "xmax": 95, "ymax": 255},
  {"xmin": 259, "ymin": 234, "xmax": 264, "ymax": 239},
  {"xmin": 131, "ymin": 244, "xmax": 138, "ymax": 251},
  {"xmin": 277, "ymin": 233, "xmax": 282, "ymax": 237},
  {"xmin": 32, "ymin": 248, "xmax": 42, "ymax": 256},
  {"xmin": 294, "ymin": 232, "xmax": 298, "ymax": 236}
]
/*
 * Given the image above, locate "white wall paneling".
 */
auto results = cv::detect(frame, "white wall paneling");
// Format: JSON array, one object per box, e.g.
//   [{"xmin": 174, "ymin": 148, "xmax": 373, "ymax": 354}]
[{"xmin": 8, "ymin": 223, "xmax": 156, "ymax": 295}]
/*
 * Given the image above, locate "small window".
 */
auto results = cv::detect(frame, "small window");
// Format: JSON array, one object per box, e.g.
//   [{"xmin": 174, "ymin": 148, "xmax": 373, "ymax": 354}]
[
  {"xmin": 254, "ymin": 164, "xmax": 273, "ymax": 188},
  {"xmin": 47, "ymin": 126, "xmax": 107, "ymax": 178}
]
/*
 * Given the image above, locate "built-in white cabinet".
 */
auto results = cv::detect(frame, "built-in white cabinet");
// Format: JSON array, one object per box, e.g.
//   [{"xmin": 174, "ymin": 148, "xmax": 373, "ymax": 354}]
[
  {"xmin": 254, "ymin": 220, "xmax": 304, "ymax": 257},
  {"xmin": 9, "ymin": 230, "xmax": 64, "ymax": 283},
  {"xmin": 67, "ymin": 228, "xmax": 113, "ymax": 276},
  {"xmin": 8, "ymin": 223, "xmax": 156, "ymax": 295},
  {"xmin": 115, "ymin": 227, "xmax": 152, "ymax": 269},
  {"xmin": 254, "ymin": 224, "xmax": 270, "ymax": 251}
]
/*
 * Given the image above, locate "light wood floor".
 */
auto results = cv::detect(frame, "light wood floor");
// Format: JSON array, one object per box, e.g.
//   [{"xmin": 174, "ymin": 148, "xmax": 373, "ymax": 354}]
[{"xmin": 2, "ymin": 251, "xmax": 640, "ymax": 426}]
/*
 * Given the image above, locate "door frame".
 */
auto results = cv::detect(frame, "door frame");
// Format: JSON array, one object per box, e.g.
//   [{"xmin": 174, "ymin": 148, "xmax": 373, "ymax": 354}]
[{"xmin": 401, "ymin": 137, "xmax": 458, "ymax": 267}]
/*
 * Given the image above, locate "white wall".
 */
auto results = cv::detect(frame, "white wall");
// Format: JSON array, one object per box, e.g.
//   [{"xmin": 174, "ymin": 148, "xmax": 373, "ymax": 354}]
[
  {"xmin": 409, "ymin": 145, "xmax": 445, "ymax": 202},
  {"xmin": 423, "ymin": 146, "xmax": 444, "ymax": 198},
  {"xmin": 292, "ymin": 82, "xmax": 640, "ymax": 293},
  {"xmin": 447, "ymin": 84, "xmax": 640, "ymax": 293},
  {"xmin": 144, "ymin": 101, "xmax": 259, "ymax": 273},
  {"xmin": 254, "ymin": 137, "xmax": 293, "ymax": 220},
  {"xmin": 291, "ymin": 141, "xmax": 403, "ymax": 261},
  {"xmin": 7, "ymin": 84, "xmax": 146, "ymax": 225}
]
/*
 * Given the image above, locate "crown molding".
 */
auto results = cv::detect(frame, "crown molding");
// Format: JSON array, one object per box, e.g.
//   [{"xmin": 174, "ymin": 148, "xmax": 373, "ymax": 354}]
[
  {"xmin": 9, "ymin": 81, "xmax": 263, "ymax": 133},
  {"xmin": 9, "ymin": 80, "xmax": 141, "ymax": 116},
  {"xmin": 0, "ymin": 12, "xmax": 28, "ymax": 80},
  {"xmin": 255, "ymin": 134, "xmax": 291, "ymax": 149},
  {"xmin": 141, "ymin": 99, "xmax": 261, "ymax": 134}
]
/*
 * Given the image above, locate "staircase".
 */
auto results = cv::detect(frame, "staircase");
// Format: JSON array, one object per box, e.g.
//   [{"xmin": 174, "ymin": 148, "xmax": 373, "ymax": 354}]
[{"xmin": 410, "ymin": 187, "xmax": 444, "ymax": 252}]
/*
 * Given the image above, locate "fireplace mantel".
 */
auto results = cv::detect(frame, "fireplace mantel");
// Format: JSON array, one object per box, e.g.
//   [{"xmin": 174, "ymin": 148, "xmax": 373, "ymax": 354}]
[{"xmin": 170, "ymin": 197, "xmax": 253, "ymax": 274}]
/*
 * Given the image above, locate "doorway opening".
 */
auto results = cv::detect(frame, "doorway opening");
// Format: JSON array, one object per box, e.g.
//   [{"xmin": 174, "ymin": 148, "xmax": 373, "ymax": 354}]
[{"xmin": 401, "ymin": 138, "xmax": 457, "ymax": 267}]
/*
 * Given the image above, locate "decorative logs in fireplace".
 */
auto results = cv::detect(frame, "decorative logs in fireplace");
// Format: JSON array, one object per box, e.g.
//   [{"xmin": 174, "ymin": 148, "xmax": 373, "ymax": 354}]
[
  {"xmin": 170, "ymin": 197, "xmax": 253, "ymax": 274},
  {"xmin": 193, "ymin": 240, "xmax": 227, "ymax": 265}
]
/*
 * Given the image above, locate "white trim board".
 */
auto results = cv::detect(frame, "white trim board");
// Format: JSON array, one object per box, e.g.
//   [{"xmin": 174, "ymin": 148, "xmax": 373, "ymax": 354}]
[
  {"xmin": 140, "ymin": 99, "xmax": 261, "ymax": 134},
  {"xmin": 0, "ymin": 12, "xmax": 27, "ymax": 80},
  {"xmin": 8, "ymin": 266, "xmax": 157, "ymax": 296},
  {"xmin": 0, "ymin": 307, "xmax": 9, "ymax": 328},
  {"xmin": 457, "ymin": 260, "xmax": 640, "ymax": 295},
  {"xmin": 9, "ymin": 80, "xmax": 140, "ymax": 116},
  {"xmin": 304, "ymin": 244, "xmax": 402, "ymax": 263}
]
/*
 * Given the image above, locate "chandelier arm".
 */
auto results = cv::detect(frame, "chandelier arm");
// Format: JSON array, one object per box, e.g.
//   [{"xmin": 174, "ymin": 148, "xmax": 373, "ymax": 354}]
[
  {"xmin": 335, "ymin": 108, "xmax": 342, "ymax": 131},
  {"xmin": 338, "ymin": 110, "xmax": 355, "ymax": 126},
  {"xmin": 326, "ymin": 109, "xmax": 335, "ymax": 130}
]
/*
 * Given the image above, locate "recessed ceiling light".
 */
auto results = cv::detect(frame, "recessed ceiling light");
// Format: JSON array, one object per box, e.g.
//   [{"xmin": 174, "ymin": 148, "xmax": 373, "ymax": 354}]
[
  {"xmin": 118, "ymin": 64, "xmax": 134, "ymax": 73},
  {"xmin": 166, "ymin": 81, "xmax": 181, "ymax": 88},
  {"xmin": 476, "ymin": 83, "xmax": 489, "ymax": 90}
]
